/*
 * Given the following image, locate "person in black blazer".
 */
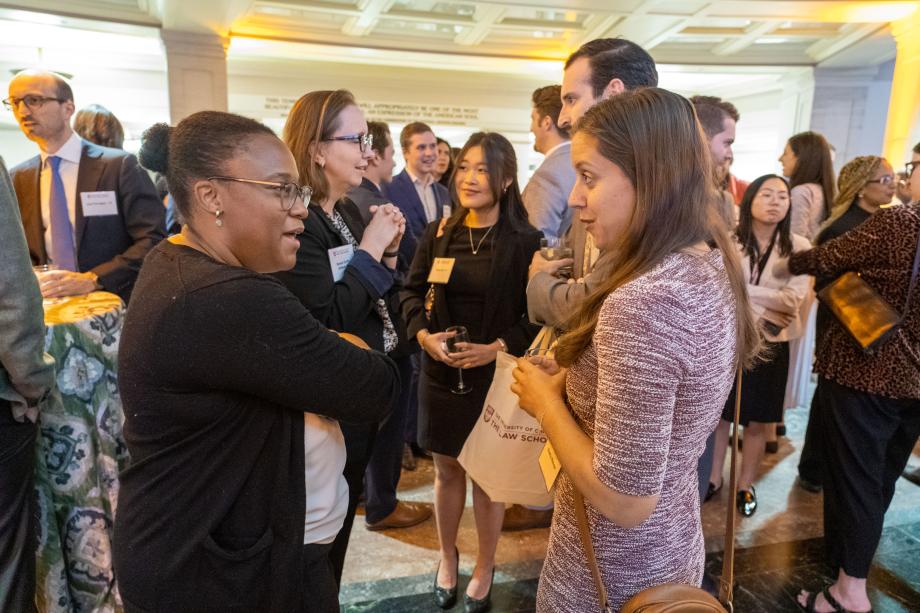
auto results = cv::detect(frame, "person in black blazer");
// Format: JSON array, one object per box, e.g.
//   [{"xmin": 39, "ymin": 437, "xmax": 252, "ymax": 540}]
[
  {"xmin": 7, "ymin": 70, "xmax": 165, "ymax": 303},
  {"xmin": 276, "ymin": 89, "xmax": 433, "ymax": 594},
  {"xmin": 401, "ymin": 132, "xmax": 541, "ymax": 612},
  {"xmin": 114, "ymin": 113, "xmax": 398, "ymax": 613}
]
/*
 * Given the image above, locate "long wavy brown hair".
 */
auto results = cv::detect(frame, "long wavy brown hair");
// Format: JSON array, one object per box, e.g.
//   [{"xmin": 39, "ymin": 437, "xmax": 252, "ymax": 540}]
[{"xmin": 554, "ymin": 88, "xmax": 761, "ymax": 370}]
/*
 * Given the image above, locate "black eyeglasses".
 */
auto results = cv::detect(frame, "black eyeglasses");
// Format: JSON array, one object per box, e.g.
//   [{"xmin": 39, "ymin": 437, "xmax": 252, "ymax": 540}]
[
  {"xmin": 2, "ymin": 95, "xmax": 65, "ymax": 111},
  {"xmin": 207, "ymin": 177, "xmax": 312, "ymax": 211},
  {"xmin": 906, "ymin": 161, "xmax": 920, "ymax": 177},
  {"xmin": 866, "ymin": 175, "xmax": 895, "ymax": 186},
  {"xmin": 324, "ymin": 133, "xmax": 373, "ymax": 153}
]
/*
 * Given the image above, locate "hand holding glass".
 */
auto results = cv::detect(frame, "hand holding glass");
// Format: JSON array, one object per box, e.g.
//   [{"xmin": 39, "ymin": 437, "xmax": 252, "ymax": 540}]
[
  {"xmin": 445, "ymin": 325, "xmax": 472, "ymax": 395},
  {"xmin": 540, "ymin": 237, "xmax": 574, "ymax": 277}
]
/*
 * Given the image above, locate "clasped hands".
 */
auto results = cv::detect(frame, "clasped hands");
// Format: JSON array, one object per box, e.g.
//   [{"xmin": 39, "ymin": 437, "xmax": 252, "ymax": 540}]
[
  {"xmin": 35, "ymin": 270, "xmax": 99, "ymax": 298},
  {"xmin": 362, "ymin": 203, "xmax": 406, "ymax": 258}
]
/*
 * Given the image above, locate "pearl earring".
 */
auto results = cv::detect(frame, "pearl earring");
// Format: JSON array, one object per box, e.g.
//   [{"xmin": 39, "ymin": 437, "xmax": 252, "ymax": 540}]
[{"xmin": 215, "ymin": 210, "xmax": 223, "ymax": 227}]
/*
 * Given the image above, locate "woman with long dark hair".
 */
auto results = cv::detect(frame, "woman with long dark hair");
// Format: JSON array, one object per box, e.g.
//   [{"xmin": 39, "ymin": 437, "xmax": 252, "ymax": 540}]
[
  {"xmin": 401, "ymin": 132, "xmax": 541, "ymax": 612},
  {"xmin": 510, "ymin": 88, "xmax": 760, "ymax": 612},
  {"xmin": 706, "ymin": 174, "xmax": 811, "ymax": 515},
  {"xmin": 434, "ymin": 136, "xmax": 455, "ymax": 189},
  {"xmin": 779, "ymin": 131, "xmax": 836, "ymax": 241}
]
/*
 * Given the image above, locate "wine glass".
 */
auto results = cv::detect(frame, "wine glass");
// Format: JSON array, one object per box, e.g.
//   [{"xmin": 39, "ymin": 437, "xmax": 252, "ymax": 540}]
[{"xmin": 445, "ymin": 325, "xmax": 472, "ymax": 395}]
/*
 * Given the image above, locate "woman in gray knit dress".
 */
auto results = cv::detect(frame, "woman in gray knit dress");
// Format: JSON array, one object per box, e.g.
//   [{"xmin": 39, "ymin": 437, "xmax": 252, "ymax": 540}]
[{"xmin": 511, "ymin": 88, "xmax": 761, "ymax": 611}]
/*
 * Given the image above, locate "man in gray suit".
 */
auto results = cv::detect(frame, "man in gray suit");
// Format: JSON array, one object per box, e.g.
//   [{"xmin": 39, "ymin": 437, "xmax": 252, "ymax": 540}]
[
  {"xmin": 0, "ymin": 155, "xmax": 55, "ymax": 612},
  {"xmin": 526, "ymin": 38, "xmax": 658, "ymax": 329},
  {"xmin": 523, "ymin": 85, "xmax": 575, "ymax": 240}
]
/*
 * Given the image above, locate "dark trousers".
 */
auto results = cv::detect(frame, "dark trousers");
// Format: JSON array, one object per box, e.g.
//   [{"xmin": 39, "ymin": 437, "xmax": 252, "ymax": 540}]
[
  {"xmin": 819, "ymin": 377, "xmax": 920, "ymax": 578},
  {"xmin": 697, "ymin": 430, "xmax": 716, "ymax": 503},
  {"xmin": 0, "ymin": 406, "xmax": 38, "ymax": 613},
  {"xmin": 404, "ymin": 352, "xmax": 421, "ymax": 446},
  {"xmin": 798, "ymin": 378, "xmax": 825, "ymax": 486},
  {"xmin": 365, "ymin": 354, "xmax": 413, "ymax": 524},
  {"xmin": 329, "ymin": 422, "xmax": 376, "ymax": 586},
  {"xmin": 302, "ymin": 542, "xmax": 339, "ymax": 613}
]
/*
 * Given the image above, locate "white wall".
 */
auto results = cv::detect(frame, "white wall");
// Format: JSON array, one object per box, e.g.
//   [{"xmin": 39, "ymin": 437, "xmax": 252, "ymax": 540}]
[{"xmin": 809, "ymin": 61, "xmax": 895, "ymax": 170}]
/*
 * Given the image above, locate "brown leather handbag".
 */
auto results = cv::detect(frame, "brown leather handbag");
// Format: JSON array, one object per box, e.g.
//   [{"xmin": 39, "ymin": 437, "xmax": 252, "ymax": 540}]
[
  {"xmin": 574, "ymin": 369, "xmax": 743, "ymax": 613},
  {"xmin": 816, "ymin": 230, "xmax": 920, "ymax": 354}
]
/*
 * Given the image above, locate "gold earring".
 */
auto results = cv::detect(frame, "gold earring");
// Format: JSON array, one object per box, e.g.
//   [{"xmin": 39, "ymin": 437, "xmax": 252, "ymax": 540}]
[{"xmin": 215, "ymin": 210, "xmax": 223, "ymax": 227}]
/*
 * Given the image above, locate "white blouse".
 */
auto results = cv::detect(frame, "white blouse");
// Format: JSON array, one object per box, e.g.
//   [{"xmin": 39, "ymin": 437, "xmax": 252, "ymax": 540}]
[{"xmin": 303, "ymin": 413, "xmax": 349, "ymax": 545}]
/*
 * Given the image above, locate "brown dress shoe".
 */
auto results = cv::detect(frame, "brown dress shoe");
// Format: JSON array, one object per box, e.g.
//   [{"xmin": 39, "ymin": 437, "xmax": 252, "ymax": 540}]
[
  {"xmin": 366, "ymin": 501, "xmax": 432, "ymax": 531},
  {"xmin": 501, "ymin": 504, "xmax": 552, "ymax": 531}
]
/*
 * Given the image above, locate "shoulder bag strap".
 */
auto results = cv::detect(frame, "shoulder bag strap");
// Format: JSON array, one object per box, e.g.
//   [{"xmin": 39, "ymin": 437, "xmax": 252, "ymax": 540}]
[
  {"xmin": 718, "ymin": 367, "xmax": 743, "ymax": 612},
  {"xmin": 573, "ymin": 489, "xmax": 611, "ymax": 613},
  {"xmin": 573, "ymin": 367, "xmax": 743, "ymax": 613}
]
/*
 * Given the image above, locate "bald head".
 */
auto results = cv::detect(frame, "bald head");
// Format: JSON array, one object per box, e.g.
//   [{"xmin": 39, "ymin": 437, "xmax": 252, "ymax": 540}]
[{"xmin": 7, "ymin": 70, "xmax": 75, "ymax": 152}]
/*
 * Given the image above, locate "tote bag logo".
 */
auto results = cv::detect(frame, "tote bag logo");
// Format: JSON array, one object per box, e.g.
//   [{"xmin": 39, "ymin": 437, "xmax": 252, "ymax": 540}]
[{"xmin": 484, "ymin": 405, "xmax": 494, "ymax": 423}]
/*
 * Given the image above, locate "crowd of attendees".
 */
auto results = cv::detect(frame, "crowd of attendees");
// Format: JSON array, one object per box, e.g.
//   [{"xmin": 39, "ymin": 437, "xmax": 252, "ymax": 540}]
[{"xmin": 1, "ymin": 34, "xmax": 919, "ymax": 613}]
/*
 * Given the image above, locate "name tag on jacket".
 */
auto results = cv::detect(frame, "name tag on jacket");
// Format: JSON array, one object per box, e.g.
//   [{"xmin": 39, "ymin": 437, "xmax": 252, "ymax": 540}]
[
  {"xmin": 328, "ymin": 244, "xmax": 355, "ymax": 282},
  {"xmin": 81, "ymin": 191, "xmax": 118, "ymax": 216}
]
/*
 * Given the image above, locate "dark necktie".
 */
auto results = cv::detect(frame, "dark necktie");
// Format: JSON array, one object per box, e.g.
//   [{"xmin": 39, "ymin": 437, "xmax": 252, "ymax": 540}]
[{"xmin": 48, "ymin": 155, "xmax": 77, "ymax": 271}]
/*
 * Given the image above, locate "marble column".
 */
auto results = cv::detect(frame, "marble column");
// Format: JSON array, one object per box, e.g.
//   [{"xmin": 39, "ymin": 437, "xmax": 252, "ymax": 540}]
[{"xmin": 161, "ymin": 30, "xmax": 229, "ymax": 122}]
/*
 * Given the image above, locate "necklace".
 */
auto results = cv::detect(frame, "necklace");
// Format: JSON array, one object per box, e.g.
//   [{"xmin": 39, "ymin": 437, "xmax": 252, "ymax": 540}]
[{"xmin": 468, "ymin": 224, "xmax": 495, "ymax": 255}]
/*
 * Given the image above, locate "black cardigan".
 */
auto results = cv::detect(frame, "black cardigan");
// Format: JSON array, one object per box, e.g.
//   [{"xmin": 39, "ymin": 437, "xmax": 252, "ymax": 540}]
[
  {"xmin": 400, "ymin": 215, "xmax": 542, "ymax": 379},
  {"xmin": 273, "ymin": 200, "xmax": 412, "ymax": 357},
  {"xmin": 114, "ymin": 241, "xmax": 399, "ymax": 612}
]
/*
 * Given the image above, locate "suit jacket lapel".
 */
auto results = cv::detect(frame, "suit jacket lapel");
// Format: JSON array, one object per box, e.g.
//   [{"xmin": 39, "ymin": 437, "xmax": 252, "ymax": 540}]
[
  {"xmin": 74, "ymin": 141, "xmax": 106, "ymax": 253},
  {"xmin": 396, "ymin": 170, "xmax": 429, "ymax": 234},
  {"xmin": 16, "ymin": 157, "xmax": 45, "ymax": 263}
]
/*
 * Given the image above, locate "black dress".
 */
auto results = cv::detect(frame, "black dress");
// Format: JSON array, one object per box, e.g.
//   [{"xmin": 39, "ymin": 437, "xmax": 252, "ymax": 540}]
[
  {"xmin": 722, "ymin": 341, "xmax": 790, "ymax": 426},
  {"xmin": 419, "ymin": 225, "xmax": 496, "ymax": 456},
  {"xmin": 401, "ymin": 217, "xmax": 542, "ymax": 458}
]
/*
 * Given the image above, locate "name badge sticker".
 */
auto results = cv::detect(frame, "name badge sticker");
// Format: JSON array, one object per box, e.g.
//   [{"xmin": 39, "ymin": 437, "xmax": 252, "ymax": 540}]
[
  {"xmin": 539, "ymin": 442, "xmax": 561, "ymax": 491},
  {"xmin": 80, "ymin": 191, "xmax": 118, "ymax": 217},
  {"xmin": 427, "ymin": 257, "xmax": 455, "ymax": 284},
  {"xmin": 328, "ymin": 244, "xmax": 355, "ymax": 282}
]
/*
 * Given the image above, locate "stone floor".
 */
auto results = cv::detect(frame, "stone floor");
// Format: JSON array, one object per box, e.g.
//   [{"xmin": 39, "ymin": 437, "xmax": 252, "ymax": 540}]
[{"xmin": 338, "ymin": 403, "xmax": 920, "ymax": 612}]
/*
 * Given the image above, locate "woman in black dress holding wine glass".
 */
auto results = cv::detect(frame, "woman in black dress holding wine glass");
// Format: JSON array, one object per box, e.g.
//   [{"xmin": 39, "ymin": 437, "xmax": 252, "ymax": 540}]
[{"xmin": 402, "ymin": 132, "xmax": 541, "ymax": 612}]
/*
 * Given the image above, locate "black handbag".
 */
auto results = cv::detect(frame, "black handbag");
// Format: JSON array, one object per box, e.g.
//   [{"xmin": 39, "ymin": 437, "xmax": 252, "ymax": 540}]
[{"xmin": 816, "ymin": 228, "xmax": 920, "ymax": 354}]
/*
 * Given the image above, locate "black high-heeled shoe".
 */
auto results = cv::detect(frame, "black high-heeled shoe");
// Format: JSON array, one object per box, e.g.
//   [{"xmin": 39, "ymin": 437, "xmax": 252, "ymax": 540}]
[
  {"xmin": 736, "ymin": 486, "xmax": 757, "ymax": 517},
  {"xmin": 464, "ymin": 568, "xmax": 494, "ymax": 613},
  {"xmin": 433, "ymin": 547, "xmax": 459, "ymax": 609},
  {"xmin": 704, "ymin": 480, "xmax": 722, "ymax": 502}
]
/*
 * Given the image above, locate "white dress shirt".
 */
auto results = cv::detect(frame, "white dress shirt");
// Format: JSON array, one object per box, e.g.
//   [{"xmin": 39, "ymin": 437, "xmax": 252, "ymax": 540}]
[
  {"xmin": 39, "ymin": 131, "xmax": 83, "ymax": 260},
  {"xmin": 406, "ymin": 168, "xmax": 438, "ymax": 223}
]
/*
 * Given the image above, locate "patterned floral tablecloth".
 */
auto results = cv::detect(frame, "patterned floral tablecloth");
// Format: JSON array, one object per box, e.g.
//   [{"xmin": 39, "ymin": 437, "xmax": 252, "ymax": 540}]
[{"xmin": 36, "ymin": 291, "xmax": 128, "ymax": 613}]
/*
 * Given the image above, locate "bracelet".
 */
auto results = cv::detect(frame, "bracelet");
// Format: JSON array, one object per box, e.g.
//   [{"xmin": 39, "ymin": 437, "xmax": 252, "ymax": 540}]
[
  {"xmin": 496, "ymin": 338, "xmax": 508, "ymax": 353},
  {"xmin": 417, "ymin": 330, "xmax": 430, "ymax": 346},
  {"xmin": 383, "ymin": 250, "xmax": 399, "ymax": 258}
]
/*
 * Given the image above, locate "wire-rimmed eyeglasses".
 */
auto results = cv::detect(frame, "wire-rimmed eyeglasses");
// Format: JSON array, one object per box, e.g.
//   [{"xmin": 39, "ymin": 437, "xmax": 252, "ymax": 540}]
[
  {"xmin": 207, "ymin": 176, "xmax": 312, "ymax": 211},
  {"xmin": 324, "ymin": 133, "xmax": 374, "ymax": 153}
]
